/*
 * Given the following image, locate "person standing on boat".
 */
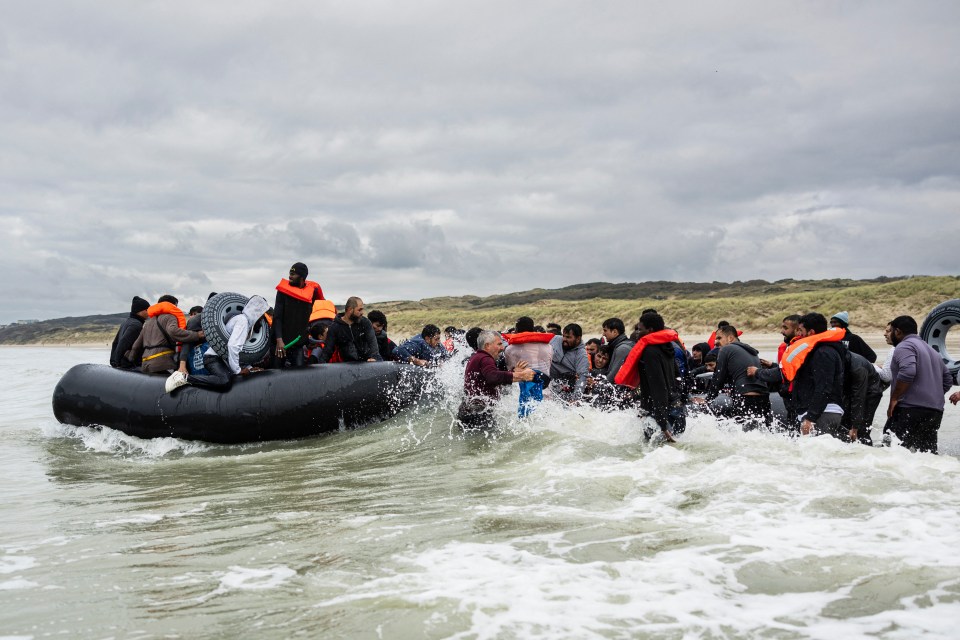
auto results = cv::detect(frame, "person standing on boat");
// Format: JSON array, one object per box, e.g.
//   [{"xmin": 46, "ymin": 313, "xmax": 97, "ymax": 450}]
[
  {"xmin": 317, "ymin": 297, "xmax": 381, "ymax": 363},
  {"xmin": 125, "ymin": 295, "xmax": 204, "ymax": 374},
  {"xmin": 273, "ymin": 262, "xmax": 324, "ymax": 368},
  {"xmin": 110, "ymin": 296, "xmax": 150, "ymax": 369},
  {"xmin": 457, "ymin": 330, "xmax": 535, "ymax": 429},
  {"xmin": 165, "ymin": 296, "xmax": 270, "ymax": 393}
]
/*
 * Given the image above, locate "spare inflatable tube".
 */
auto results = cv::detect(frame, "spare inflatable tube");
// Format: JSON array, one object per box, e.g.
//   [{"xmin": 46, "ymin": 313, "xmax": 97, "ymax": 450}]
[
  {"xmin": 52, "ymin": 362, "xmax": 431, "ymax": 444},
  {"xmin": 920, "ymin": 298, "xmax": 960, "ymax": 375},
  {"xmin": 201, "ymin": 292, "xmax": 272, "ymax": 365}
]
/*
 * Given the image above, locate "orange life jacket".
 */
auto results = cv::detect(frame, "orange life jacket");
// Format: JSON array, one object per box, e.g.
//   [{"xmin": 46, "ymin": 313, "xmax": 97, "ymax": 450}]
[
  {"xmin": 614, "ymin": 329, "xmax": 680, "ymax": 388},
  {"xmin": 309, "ymin": 299, "xmax": 337, "ymax": 322},
  {"xmin": 147, "ymin": 302, "xmax": 186, "ymax": 329},
  {"xmin": 275, "ymin": 279, "xmax": 324, "ymax": 304},
  {"xmin": 444, "ymin": 338, "xmax": 454, "ymax": 352},
  {"xmin": 780, "ymin": 328, "xmax": 846, "ymax": 382},
  {"xmin": 503, "ymin": 332, "xmax": 555, "ymax": 345}
]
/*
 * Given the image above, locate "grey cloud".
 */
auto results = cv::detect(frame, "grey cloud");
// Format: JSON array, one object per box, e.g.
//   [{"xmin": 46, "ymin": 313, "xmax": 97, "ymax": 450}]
[{"xmin": 1, "ymin": 2, "xmax": 959, "ymax": 322}]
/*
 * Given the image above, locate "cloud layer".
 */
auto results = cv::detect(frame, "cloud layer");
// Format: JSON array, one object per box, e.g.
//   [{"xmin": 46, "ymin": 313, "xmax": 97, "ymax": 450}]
[{"xmin": 1, "ymin": 1, "xmax": 958, "ymax": 322}]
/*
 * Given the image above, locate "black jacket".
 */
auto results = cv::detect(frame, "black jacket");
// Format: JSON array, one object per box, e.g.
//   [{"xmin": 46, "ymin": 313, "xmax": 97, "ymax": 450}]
[
  {"xmin": 375, "ymin": 330, "xmax": 397, "ymax": 362},
  {"xmin": 319, "ymin": 315, "xmax": 382, "ymax": 363},
  {"xmin": 273, "ymin": 287, "xmax": 321, "ymax": 346},
  {"xmin": 110, "ymin": 313, "xmax": 145, "ymax": 369},
  {"xmin": 637, "ymin": 342, "xmax": 678, "ymax": 431},
  {"xmin": 707, "ymin": 341, "xmax": 767, "ymax": 399},
  {"xmin": 841, "ymin": 330, "xmax": 877, "ymax": 364},
  {"xmin": 842, "ymin": 351, "xmax": 883, "ymax": 430},
  {"xmin": 793, "ymin": 342, "xmax": 845, "ymax": 423}
]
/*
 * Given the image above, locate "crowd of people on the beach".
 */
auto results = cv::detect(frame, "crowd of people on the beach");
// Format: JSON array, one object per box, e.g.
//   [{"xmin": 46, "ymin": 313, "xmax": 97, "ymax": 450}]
[{"xmin": 109, "ymin": 262, "xmax": 960, "ymax": 454}]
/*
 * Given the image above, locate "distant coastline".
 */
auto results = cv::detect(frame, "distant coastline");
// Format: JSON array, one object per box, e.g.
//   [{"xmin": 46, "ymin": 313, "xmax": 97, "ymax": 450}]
[{"xmin": 2, "ymin": 275, "xmax": 957, "ymax": 346}]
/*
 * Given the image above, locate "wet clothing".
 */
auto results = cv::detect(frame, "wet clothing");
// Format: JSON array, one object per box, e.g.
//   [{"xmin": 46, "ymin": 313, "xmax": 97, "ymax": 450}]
[
  {"xmin": 550, "ymin": 339, "xmax": 590, "ymax": 401},
  {"xmin": 706, "ymin": 342, "xmax": 768, "ymax": 399},
  {"xmin": 393, "ymin": 335, "xmax": 448, "ymax": 365},
  {"xmin": 126, "ymin": 313, "xmax": 201, "ymax": 374},
  {"xmin": 605, "ymin": 334, "xmax": 635, "ymax": 384},
  {"xmin": 457, "ymin": 350, "xmax": 515, "ymax": 428},
  {"xmin": 842, "ymin": 351, "xmax": 884, "ymax": 442},
  {"xmin": 634, "ymin": 342, "xmax": 678, "ymax": 432},
  {"xmin": 318, "ymin": 315, "xmax": 382, "ymax": 363},
  {"xmin": 887, "ymin": 405, "xmax": 943, "ymax": 453},
  {"xmin": 793, "ymin": 342, "xmax": 845, "ymax": 425},
  {"xmin": 886, "ymin": 334, "xmax": 953, "ymax": 453},
  {"xmin": 110, "ymin": 313, "xmax": 145, "ymax": 369}
]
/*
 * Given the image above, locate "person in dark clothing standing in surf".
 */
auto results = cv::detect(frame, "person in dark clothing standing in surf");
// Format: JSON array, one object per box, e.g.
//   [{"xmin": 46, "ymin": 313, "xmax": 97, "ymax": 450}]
[{"xmin": 273, "ymin": 262, "xmax": 324, "ymax": 368}]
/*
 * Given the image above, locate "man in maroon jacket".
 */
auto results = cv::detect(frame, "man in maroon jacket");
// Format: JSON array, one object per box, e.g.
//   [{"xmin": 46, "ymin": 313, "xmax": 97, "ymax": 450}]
[{"xmin": 457, "ymin": 330, "xmax": 534, "ymax": 429}]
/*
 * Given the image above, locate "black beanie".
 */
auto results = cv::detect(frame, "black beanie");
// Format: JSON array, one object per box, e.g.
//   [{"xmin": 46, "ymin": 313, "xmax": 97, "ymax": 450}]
[
  {"xmin": 291, "ymin": 262, "xmax": 308, "ymax": 278},
  {"xmin": 131, "ymin": 296, "xmax": 149, "ymax": 313}
]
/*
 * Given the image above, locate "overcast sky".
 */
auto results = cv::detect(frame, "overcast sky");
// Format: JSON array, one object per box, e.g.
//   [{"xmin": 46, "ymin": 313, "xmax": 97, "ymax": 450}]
[{"xmin": 1, "ymin": 1, "xmax": 958, "ymax": 323}]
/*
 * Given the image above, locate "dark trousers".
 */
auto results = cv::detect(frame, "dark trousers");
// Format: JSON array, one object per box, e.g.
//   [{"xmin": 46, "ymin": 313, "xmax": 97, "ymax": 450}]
[
  {"xmin": 186, "ymin": 355, "xmax": 234, "ymax": 392},
  {"xmin": 732, "ymin": 394, "xmax": 773, "ymax": 431},
  {"xmin": 274, "ymin": 346, "xmax": 305, "ymax": 369},
  {"xmin": 457, "ymin": 398, "xmax": 496, "ymax": 430},
  {"xmin": 887, "ymin": 405, "xmax": 943, "ymax": 454}
]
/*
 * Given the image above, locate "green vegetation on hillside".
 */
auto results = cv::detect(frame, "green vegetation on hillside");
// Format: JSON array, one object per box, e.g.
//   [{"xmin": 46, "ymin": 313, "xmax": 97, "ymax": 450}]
[{"xmin": 2, "ymin": 276, "xmax": 958, "ymax": 345}]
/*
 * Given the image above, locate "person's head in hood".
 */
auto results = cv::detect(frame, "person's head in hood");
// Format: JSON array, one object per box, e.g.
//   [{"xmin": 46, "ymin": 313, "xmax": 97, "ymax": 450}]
[
  {"xmin": 242, "ymin": 296, "xmax": 269, "ymax": 338},
  {"xmin": 830, "ymin": 311, "xmax": 850, "ymax": 329},
  {"xmin": 691, "ymin": 342, "xmax": 711, "ymax": 364}
]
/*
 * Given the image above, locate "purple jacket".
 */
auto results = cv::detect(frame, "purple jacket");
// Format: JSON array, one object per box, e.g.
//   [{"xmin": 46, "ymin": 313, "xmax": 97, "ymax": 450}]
[
  {"xmin": 464, "ymin": 351, "xmax": 514, "ymax": 399},
  {"xmin": 891, "ymin": 334, "xmax": 953, "ymax": 411}
]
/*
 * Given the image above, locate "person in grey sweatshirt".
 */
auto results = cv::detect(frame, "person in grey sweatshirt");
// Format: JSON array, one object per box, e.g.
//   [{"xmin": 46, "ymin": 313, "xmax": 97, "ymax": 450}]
[{"xmin": 702, "ymin": 325, "xmax": 771, "ymax": 429}]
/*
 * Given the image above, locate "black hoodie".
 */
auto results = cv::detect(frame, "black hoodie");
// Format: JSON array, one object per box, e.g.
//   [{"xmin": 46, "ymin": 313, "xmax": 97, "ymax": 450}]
[{"xmin": 707, "ymin": 341, "xmax": 767, "ymax": 399}]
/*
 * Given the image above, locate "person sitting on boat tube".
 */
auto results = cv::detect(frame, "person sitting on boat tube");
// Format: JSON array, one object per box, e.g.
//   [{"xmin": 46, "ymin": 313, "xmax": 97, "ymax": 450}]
[
  {"xmin": 165, "ymin": 296, "xmax": 270, "ymax": 393},
  {"xmin": 273, "ymin": 262, "xmax": 324, "ymax": 368},
  {"xmin": 125, "ymin": 295, "xmax": 204, "ymax": 374},
  {"xmin": 317, "ymin": 297, "xmax": 382, "ymax": 363}
]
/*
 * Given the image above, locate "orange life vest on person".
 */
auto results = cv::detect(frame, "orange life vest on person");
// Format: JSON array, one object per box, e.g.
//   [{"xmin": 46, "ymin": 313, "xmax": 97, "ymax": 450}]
[
  {"xmin": 309, "ymin": 299, "xmax": 336, "ymax": 322},
  {"xmin": 614, "ymin": 329, "xmax": 680, "ymax": 388},
  {"xmin": 147, "ymin": 302, "xmax": 186, "ymax": 329},
  {"xmin": 780, "ymin": 328, "xmax": 846, "ymax": 382},
  {"xmin": 275, "ymin": 279, "xmax": 323, "ymax": 304},
  {"xmin": 503, "ymin": 332, "xmax": 555, "ymax": 345}
]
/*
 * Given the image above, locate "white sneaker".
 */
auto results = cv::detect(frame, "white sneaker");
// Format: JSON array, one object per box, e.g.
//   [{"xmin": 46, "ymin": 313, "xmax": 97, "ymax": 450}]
[{"xmin": 165, "ymin": 371, "xmax": 189, "ymax": 393}]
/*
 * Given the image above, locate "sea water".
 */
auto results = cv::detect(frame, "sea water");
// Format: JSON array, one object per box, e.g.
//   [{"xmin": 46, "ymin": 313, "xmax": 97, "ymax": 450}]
[{"xmin": 1, "ymin": 346, "xmax": 959, "ymax": 639}]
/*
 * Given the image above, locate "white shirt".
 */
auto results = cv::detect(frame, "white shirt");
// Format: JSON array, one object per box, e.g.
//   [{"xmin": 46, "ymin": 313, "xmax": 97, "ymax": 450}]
[{"xmin": 224, "ymin": 315, "xmax": 251, "ymax": 375}]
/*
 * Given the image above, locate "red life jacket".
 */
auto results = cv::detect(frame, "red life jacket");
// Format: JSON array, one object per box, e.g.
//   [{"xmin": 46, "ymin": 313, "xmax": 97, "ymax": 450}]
[
  {"xmin": 614, "ymin": 329, "xmax": 680, "ymax": 388},
  {"xmin": 503, "ymin": 332, "xmax": 554, "ymax": 345},
  {"xmin": 147, "ymin": 302, "xmax": 186, "ymax": 329},
  {"xmin": 780, "ymin": 328, "xmax": 846, "ymax": 382},
  {"xmin": 275, "ymin": 279, "xmax": 324, "ymax": 304}
]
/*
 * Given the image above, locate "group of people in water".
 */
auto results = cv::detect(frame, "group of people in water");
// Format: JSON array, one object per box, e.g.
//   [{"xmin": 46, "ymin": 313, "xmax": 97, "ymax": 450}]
[{"xmin": 109, "ymin": 261, "xmax": 960, "ymax": 454}]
